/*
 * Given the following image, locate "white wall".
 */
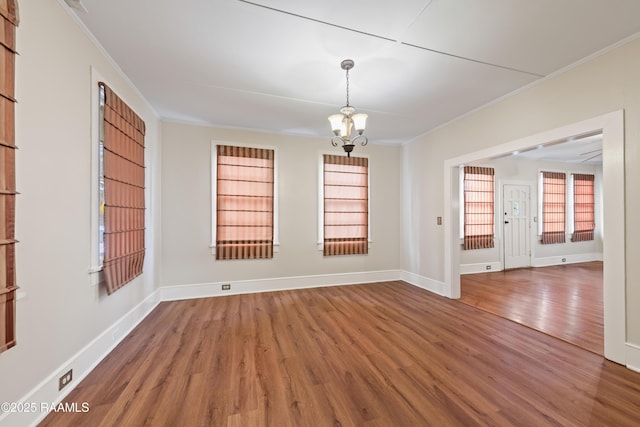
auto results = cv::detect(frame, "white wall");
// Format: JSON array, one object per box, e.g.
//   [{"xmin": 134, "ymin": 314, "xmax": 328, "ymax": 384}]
[
  {"xmin": 0, "ymin": 0, "xmax": 161, "ymax": 420},
  {"xmin": 402, "ymin": 35, "xmax": 640, "ymax": 348},
  {"xmin": 161, "ymin": 122, "xmax": 402, "ymax": 289},
  {"xmin": 459, "ymin": 157, "xmax": 602, "ymax": 271}
]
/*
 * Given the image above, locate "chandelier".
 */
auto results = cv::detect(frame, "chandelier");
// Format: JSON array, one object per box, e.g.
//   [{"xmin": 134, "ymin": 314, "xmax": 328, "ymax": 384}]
[{"xmin": 328, "ymin": 59, "xmax": 368, "ymax": 157}]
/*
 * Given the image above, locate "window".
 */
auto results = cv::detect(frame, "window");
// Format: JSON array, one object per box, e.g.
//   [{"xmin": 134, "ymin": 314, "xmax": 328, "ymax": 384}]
[
  {"xmin": 214, "ymin": 145, "xmax": 275, "ymax": 260},
  {"xmin": 463, "ymin": 166, "xmax": 495, "ymax": 250},
  {"xmin": 572, "ymin": 174, "xmax": 595, "ymax": 242},
  {"xmin": 541, "ymin": 171, "xmax": 566, "ymax": 244},
  {"xmin": 322, "ymin": 154, "xmax": 368, "ymax": 256},
  {"xmin": 0, "ymin": 0, "xmax": 19, "ymax": 354},
  {"xmin": 99, "ymin": 82, "xmax": 146, "ymax": 295}
]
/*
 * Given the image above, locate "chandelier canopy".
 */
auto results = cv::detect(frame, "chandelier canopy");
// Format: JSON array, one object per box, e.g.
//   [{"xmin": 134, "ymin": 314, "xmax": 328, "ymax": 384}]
[{"xmin": 328, "ymin": 59, "xmax": 368, "ymax": 157}]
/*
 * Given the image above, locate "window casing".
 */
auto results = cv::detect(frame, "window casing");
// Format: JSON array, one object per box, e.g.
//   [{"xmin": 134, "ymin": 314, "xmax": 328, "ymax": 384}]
[
  {"xmin": 321, "ymin": 154, "xmax": 369, "ymax": 256},
  {"xmin": 463, "ymin": 166, "xmax": 495, "ymax": 250},
  {"xmin": 541, "ymin": 171, "xmax": 566, "ymax": 244},
  {"xmin": 212, "ymin": 143, "xmax": 277, "ymax": 260}
]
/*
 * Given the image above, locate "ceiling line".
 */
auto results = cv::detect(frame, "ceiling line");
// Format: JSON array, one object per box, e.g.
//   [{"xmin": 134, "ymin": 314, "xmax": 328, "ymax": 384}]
[
  {"xmin": 404, "ymin": 0, "xmax": 435, "ymax": 33},
  {"xmin": 237, "ymin": 0, "xmax": 544, "ymax": 78},
  {"xmin": 190, "ymin": 81, "xmax": 399, "ymax": 115},
  {"xmin": 237, "ymin": 0, "xmax": 398, "ymax": 43},
  {"xmin": 400, "ymin": 42, "xmax": 545, "ymax": 77}
]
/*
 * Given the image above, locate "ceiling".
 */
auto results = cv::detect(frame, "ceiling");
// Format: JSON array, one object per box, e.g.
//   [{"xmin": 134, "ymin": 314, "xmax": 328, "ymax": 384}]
[
  {"xmin": 66, "ymin": 0, "xmax": 640, "ymax": 145},
  {"xmin": 513, "ymin": 134, "xmax": 603, "ymax": 165}
]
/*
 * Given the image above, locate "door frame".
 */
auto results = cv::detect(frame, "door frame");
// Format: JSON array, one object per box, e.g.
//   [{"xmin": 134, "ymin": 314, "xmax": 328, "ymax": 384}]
[
  {"xmin": 500, "ymin": 180, "xmax": 534, "ymax": 270},
  {"xmin": 443, "ymin": 110, "xmax": 625, "ymax": 365}
]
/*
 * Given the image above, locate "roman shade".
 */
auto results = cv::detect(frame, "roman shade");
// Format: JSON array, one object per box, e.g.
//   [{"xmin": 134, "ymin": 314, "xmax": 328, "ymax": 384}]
[
  {"xmin": 0, "ymin": 0, "xmax": 18, "ymax": 354},
  {"xmin": 99, "ymin": 82, "xmax": 146, "ymax": 295},
  {"xmin": 323, "ymin": 154, "xmax": 368, "ymax": 256},
  {"xmin": 216, "ymin": 145, "xmax": 274, "ymax": 260},
  {"xmin": 463, "ymin": 166, "xmax": 495, "ymax": 250},
  {"xmin": 572, "ymin": 173, "xmax": 595, "ymax": 242},
  {"xmin": 541, "ymin": 171, "xmax": 566, "ymax": 244}
]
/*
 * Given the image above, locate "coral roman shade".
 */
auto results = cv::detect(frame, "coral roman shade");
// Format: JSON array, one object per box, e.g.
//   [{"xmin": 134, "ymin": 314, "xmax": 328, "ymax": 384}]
[
  {"xmin": 572, "ymin": 173, "xmax": 595, "ymax": 242},
  {"xmin": 0, "ymin": 0, "xmax": 18, "ymax": 353},
  {"xmin": 463, "ymin": 166, "xmax": 495, "ymax": 250},
  {"xmin": 99, "ymin": 82, "xmax": 146, "ymax": 295},
  {"xmin": 541, "ymin": 171, "xmax": 566, "ymax": 244},
  {"xmin": 323, "ymin": 154, "xmax": 368, "ymax": 256},
  {"xmin": 216, "ymin": 145, "xmax": 274, "ymax": 260}
]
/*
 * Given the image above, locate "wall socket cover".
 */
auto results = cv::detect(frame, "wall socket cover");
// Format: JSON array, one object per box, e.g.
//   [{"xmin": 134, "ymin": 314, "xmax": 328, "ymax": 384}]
[{"xmin": 58, "ymin": 369, "xmax": 73, "ymax": 391}]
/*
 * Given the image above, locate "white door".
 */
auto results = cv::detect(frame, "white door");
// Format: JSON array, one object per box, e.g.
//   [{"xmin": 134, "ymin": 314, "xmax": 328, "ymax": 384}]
[{"xmin": 503, "ymin": 184, "xmax": 531, "ymax": 269}]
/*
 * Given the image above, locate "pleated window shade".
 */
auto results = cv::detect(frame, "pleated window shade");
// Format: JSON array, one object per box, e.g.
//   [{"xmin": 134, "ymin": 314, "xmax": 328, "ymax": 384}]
[
  {"xmin": 216, "ymin": 145, "xmax": 274, "ymax": 260},
  {"xmin": 572, "ymin": 173, "xmax": 595, "ymax": 242},
  {"xmin": 541, "ymin": 171, "xmax": 566, "ymax": 244},
  {"xmin": 323, "ymin": 155, "xmax": 368, "ymax": 256},
  {"xmin": 463, "ymin": 166, "xmax": 495, "ymax": 250},
  {"xmin": 99, "ymin": 82, "xmax": 146, "ymax": 295},
  {"xmin": 0, "ymin": 0, "xmax": 18, "ymax": 354}
]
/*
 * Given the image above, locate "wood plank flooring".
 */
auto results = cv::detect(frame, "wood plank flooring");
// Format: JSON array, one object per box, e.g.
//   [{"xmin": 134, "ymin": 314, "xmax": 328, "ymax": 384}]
[
  {"xmin": 460, "ymin": 261, "xmax": 603, "ymax": 355},
  {"xmin": 40, "ymin": 280, "xmax": 640, "ymax": 426}
]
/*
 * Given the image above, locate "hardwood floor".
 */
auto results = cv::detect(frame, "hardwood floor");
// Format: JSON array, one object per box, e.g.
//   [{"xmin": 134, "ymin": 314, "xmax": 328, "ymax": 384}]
[
  {"xmin": 41, "ymin": 280, "xmax": 640, "ymax": 426},
  {"xmin": 460, "ymin": 261, "xmax": 603, "ymax": 355}
]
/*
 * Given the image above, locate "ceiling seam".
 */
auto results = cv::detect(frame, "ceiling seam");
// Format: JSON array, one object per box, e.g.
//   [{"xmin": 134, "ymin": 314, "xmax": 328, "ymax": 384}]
[
  {"xmin": 400, "ymin": 42, "xmax": 545, "ymax": 77},
  {"xmin": 237, "ymin": 0, "xmax": 398, "ymax": 43},
  {"xmin": 237, "ymin": 0, "xmax": 544, "ymax": 78}
]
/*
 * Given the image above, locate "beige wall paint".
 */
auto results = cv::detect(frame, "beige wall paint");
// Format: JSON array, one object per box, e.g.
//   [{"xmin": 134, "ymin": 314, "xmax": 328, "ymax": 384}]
[
  {"xmin": 2, "ymin": 0, "xmax": 161, "ymax": 406},
  {"xmin": 161, "ymin": 122, "xmax": 402, "ymax": 287},
  {"xmin": 402, "ymin": 36, "xmax": 640, "ymax": 345}
]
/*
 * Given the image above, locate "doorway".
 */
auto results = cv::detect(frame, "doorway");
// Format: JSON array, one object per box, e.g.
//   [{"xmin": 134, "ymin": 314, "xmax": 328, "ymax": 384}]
[
  {"xmin": 502, "ymin": 183, "xmax": 531, "ymax": 269},
  {"xmin": 443, "ymin": 111, "xmax": 626, "ymax": 365}
]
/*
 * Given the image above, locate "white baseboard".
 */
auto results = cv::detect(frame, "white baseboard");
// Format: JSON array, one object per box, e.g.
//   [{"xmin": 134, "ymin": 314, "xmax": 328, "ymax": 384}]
[
  {"xmin": 0, "ymin": 290, "xmax": 161, "ymax": 427},
  {"xmin": 161, "ymin": 270, "xmax": 403, "ymax": 301},
  {"xmin": 532, "ymin": 252, "xmax": 602, "ymax": 268},
  {"xmin": 401, "ymin": 271, "xmax": 446, "ymax": 296},
  {"xmin": 626, "ymin": 343, "xmax": 640, "ymax": 373},
  {"xmin": 460, "ymin": 262, "xmax": 502, "ymax": 275}
]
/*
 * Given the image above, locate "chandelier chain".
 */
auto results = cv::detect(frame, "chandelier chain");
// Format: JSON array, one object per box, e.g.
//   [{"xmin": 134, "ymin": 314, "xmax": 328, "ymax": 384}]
[{"xmin": 345, "ymin": 68, "xmax": 350, "ymax": 107}]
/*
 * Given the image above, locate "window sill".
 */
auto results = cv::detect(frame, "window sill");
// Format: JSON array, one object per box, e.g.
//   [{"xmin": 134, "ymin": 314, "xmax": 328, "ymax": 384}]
[{"xmin": 88, "ymin": 265, "xmax": 103, "ymax": 286}]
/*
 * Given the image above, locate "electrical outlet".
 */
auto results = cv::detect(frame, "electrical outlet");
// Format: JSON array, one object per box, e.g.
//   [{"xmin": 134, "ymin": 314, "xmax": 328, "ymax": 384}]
[
  {"xmin": 437, "ymin": 216, "xmax": 442, "ymax": 225},
  {"xmin": 58, "ymin": 369, "xmax": 73, "ymax": 391},
  {"xmin": 562, "ymin": 258, "xmax": 567, "ymax": 262},
  {"xmin": 221, "ymin": 284, "xmax": 231, "ymax": 291},
  {"xmin": 485, "ymin": 265, "xmax": 492, "ymax": 270}
]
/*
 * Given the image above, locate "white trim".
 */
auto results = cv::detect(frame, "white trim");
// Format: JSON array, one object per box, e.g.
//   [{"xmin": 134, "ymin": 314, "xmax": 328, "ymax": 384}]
[
  {"xmin": 460, "ymin": 262, "xmax": 503, "ymax": 275},
  {"xmin": 88, "ymin": 66, "xmax": 104, "ymax": 285},
  {"xmin": 161, "ymin": 270, "xmax": 402, "ymax": 301},
  {"xmin": 210, "ymin": 141, "xmax": 280, "ymax": 255},
  {"xmin": 401, "ymin": 271, "xmax": 446, "ymax": 296},
  {"xmin": 626, "ymin": 343, "xmax": 640, "ymax": 373},
  {"xmin": 0, "ymin": 290, "xmax": 161, "ymax": 427},
  {"xmin": 444, "ymin": 110, "xmax": 626, "ymax": 365},
  {"xmin": 532, "ymin": 252, "xmax": 602, "ymax": 268}
]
